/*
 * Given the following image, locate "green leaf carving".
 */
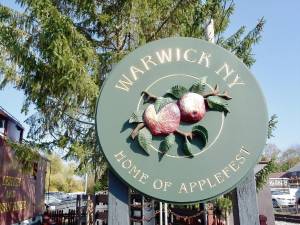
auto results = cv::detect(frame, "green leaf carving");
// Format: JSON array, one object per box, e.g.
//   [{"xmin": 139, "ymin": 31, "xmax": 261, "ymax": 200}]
[
  {"xmin": 166, "ymin": 85, "xmax": 188, "ymax": 99},
  {"xmin": 154, "ymin": 97, "xmax": 173, "ymax": 113},
  {"xmin": 129, "ymin": 110, "xmax": 144, "ymax": 123},
  {"xmin": 159, "ymin": 133, "xmax": 175, "ymax": 154},
  {"xmin": 189, "ymin": 77, "xmax": 207, "ymax": 94},
  {"xmin": 192, "ymin": 125, "xmax": 208, "ymax": 146},
  {"xmin": 183, "ymin": 137, "xmax": 193, "ymax": 158},
  {"xmin": 137, "ymin": 127, "xmax": 152, "ymax": 155},
  {"xmin": 207, "ymin": 96, "xmax": 230, "ymax": 116}
]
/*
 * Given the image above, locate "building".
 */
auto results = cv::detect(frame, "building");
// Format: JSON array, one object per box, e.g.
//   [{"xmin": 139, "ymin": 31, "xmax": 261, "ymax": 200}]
[
  {"xmin": 0, "ymin": 107, "xmax": 23, "ymax": 142},
  {"xmin": 268, "ymin": 164, "xmax": 300, "ymax": 188},
  {"xmin": 286, "ymin": 163, "xmax": 300, "ymax": 178},
  {"xmin": 0, "ymin": 106, "xmax": 48, "ymax": 225}
]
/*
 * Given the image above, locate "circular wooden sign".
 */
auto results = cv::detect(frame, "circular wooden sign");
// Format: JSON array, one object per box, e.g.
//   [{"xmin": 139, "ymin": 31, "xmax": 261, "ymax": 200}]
[{"xmin": 96, "ymin": 37, "xmax": 268, "ymax": 203}]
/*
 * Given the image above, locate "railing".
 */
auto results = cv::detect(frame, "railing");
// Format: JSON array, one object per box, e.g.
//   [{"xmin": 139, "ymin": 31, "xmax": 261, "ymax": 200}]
[
  {"xmin": 43, "ymin": 210, "xmax": 77, "ymax": 225},
  {"xmin": 43, "ymin": 194, "xmax": 108, "ymax": 225},
  {"xmin": 289, "ymin": 178, "xmax": 300, "ymax": 187}
]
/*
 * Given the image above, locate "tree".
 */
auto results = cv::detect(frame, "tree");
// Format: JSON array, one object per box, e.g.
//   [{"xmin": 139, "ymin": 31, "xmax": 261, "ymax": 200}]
[
  {"xmin": 0, "ymin": 0, "xmax": 265, "ymax": 189},
  {"xmin": 255, "ymin": 114, "xmax": 279, "ymax": 190},
  {"xmin": 45, "ymin": 154, "xmax": 84, "ymax": 192},
  {"xmin": 262, "ymin": 143, "xmax": 281, "ymax": 161},
  {"xmin": 279, "ymin": 146, "xmax": 300, "ymax": 171}
]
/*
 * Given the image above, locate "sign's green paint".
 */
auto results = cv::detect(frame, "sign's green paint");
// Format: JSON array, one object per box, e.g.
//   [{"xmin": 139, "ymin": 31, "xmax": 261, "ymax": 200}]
[{"xmin": 96, "ymin": 37, "xmax": 268, "ymax": 203}]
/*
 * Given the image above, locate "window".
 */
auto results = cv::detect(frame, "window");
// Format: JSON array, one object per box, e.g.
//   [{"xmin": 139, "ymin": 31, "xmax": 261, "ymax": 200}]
[
  {"xmin": 32, "ymin": 162, "xmax": 38, "ymax": 180},
  {"xmin": 0, "ymin": 119, "xmax": 5, "ymax": 134}
]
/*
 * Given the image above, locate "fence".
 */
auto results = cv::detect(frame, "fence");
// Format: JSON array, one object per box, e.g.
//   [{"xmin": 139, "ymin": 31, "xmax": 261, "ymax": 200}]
[
  {"xmin": 43, "ymin": 193, "xmax": 108, "ymax": 225},
  {"xmin": 43, "ymin": 210, "xmax": 77, "ymax": 225},
  {"xmin": 43, "ymin": 192, "xmax": 231, "ymax": 225}
]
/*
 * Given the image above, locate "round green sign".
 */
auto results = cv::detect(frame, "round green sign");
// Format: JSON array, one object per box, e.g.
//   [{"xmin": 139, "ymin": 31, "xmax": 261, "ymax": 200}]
[{"xmin": 96, "ymin": 37, "xmax": 268, "ymax": 203}]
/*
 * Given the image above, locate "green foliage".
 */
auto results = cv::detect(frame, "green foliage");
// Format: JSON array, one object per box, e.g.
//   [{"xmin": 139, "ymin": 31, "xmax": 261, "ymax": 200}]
[
  {"xmin": 214, "ymin": 196, "xmax": 232, "ymax": 219},
  {"xmin": 154, "ymin": 97, "xmax": 173, "ymax": 113},
  {"xmin": 5, "ymin": 139, "xmax": 40, "ymax": 173},
  {"xmin": 255, "ymin": 115, "xmax": 279, "ymax": 190},
  {"xmin": 159, "ymin": 133, "xmax": 175, "ymax": 155},
  {"xmin": 91, "ymin": 174, "xmax": 108, "ymax": 193},
  {"xmin": 279, "ymin": 147, "xmax": 300, "ymax": 171},
  {"xmin": 261, "ymin": 144, "xmax": 300, "ymax": 174},
  {"xmin": 255, "ymin": 160, "xmax": 278, "ymax": 191},
  {"xmin": 189, "ymin": 78, "xmax": 206, "ymax": 94},
  {"xmin": 183, "ymin": 137, "xmax": 193, "ymax": 158},
  {"xmin": 129, "ymin": 110, "xmax": 144, "ymax": 123},
  {"xmin": 192, "ymin": 125, "xmax": 208, "ymax": 145},
  {"xmin": 0, "ymin": 0, "xmax": 265, "ymax": 180},
  {"xmin": 167, "ymin": 85, "xmax": 188, "ymax": 99},
  {"xmin": 268, "ymin": 114, "xmax": 278, "ymax": 139},
  {"xmin": 137, "ymin": 127, "xmax": 152, "ymax": 155},
  {"xmin": 220, "ymin": 17, "xmax": 265, "ymax": 67},
  {"xmin": 206, "ymin": 96, "xmax": 230, "ymax": 115},
  {"xmin": 86, "ymin": 171, "xmax": 108, "ymax": 194},
  {"xmin": 45, "ymin": 154, "xmax": 84, "ymax": 192}
]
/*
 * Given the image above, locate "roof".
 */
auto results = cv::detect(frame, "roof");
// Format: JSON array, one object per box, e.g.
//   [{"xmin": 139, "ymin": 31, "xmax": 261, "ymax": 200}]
[
  {"xmin": 287, "ymin": 162, "xmax": 300, "ymax": 173},
  {"xmin": 0, "ymin": 106, "xmax": 24, "ymax": 130},
  {"xmin": 269, "ymin": 172, "xmax": 287, "ymax": 178}
]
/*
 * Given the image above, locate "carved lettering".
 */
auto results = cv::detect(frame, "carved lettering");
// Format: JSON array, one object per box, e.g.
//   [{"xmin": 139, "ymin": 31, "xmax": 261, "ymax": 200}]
[
  {"xmin": 183, "ymin": 49, "xmax": 197, "ymax": 63},
  {"xmin": 198, "ymin": 51, "xmax": 211, "ymax": 68},
  {"xmin": 140, "ymin": 55, "xmax": 157, "ymax": 71},
  {"xmin": 156, "ymin": 48, "xmax": 172, "ymax": 64},
  {"xmin": 114, "ymin": 151, "xmax": 126, "ymax": 162},
  {"xmin": 115, "ymin": 75, "xmax": 133, "ymax": 92},
  {"xmin": 178, "ymin": 183, "xmax": 188, "ymax": 194},
  {"xmin": 130, "ymin": 66, "xmax": 144, "ymax": 81}
]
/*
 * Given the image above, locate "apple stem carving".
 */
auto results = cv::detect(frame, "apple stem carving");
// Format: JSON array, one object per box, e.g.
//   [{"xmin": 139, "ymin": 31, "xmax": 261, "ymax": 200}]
[
  {"xmin": 203, "ymin": 84, "xmax": 232, "ymax": 100},
  {"xmin": 175, "ymin": 129, "xmax": 193, "ymax": 140},
  {"xmin": 142, "ymin": 91, "xmax": 157, "ymax": 103},
  {"xmin": 128, "ymin": 80, "xmax": 232, "ymax": 158},
  {"xmin": 131, "ymin": 122, "xmax": 145, "ymax": 139}
]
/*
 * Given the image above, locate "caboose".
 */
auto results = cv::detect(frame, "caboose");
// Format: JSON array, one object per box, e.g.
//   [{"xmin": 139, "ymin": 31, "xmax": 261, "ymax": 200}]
[{"xmin": 0, "ymin": 106, "xmax": 48, "ymax": 225}]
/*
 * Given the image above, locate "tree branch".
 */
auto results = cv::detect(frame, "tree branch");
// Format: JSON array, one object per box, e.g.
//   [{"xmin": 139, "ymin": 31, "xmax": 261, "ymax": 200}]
[
  {"xmin": 146, "ymin": 0, "xmax": 184, "ymax": 41},
  {"xmin": 216, "ymin": 0, "xmax": 234, "ymax": 44},
  {"xmin": 64, "ymin": 113, "xmax": 95, "ymax": 126}
]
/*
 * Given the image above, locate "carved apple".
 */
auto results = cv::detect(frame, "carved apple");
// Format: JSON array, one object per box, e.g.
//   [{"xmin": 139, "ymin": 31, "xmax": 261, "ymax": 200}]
[
  {"xmin": 178, "ymin": 92, "xmax": 206, "ymax": 123},
  {"xmin": 143, "ymin": 103, "xmax": 180, "ymax": 136}
]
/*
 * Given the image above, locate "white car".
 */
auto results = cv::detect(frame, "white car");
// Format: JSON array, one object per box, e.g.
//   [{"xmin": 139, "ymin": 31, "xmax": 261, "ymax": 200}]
[
  {"xmin": 271, "ymin": 189, "xmax": 296, "ymax": 207},
  {"xmin": 45, "ymin": 195, "xmax": 62, "ymax": 211}
]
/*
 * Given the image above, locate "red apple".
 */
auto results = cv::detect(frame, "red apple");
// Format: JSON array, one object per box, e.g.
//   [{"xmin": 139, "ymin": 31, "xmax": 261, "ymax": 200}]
[
  {"xmin": 143, "ymin": 103, "xmax": 180, "ymax": 136},
  {"xmin": 178, "ymin": 92, "xmax": 206, "ymax": 123}
]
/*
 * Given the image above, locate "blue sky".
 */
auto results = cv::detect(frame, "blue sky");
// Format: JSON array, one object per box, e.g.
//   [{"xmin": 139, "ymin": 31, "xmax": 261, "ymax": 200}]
[{"xmin": 0, "ymin": 0, "xmax": 299, "ymax": 151}]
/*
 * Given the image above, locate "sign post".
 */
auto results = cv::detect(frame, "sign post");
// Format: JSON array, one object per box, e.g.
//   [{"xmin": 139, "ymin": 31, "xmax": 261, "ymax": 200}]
[
  {"xmin": 97, "ymin": 37, "xmax": 268, "ymax": 224},
  {"xmin": 108, "ymin": 171, "xmax": 130, "ymax": 225},
  {"xmin": 232, "ymin": 170, "xmax": 260, "ymax": 225}
]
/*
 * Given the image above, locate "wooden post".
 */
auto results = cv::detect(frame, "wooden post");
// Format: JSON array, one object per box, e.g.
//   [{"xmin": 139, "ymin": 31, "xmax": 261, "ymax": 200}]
[
  {"xmin": 108, "ymin": 171, "xmax": 130, "ymax": 225},
  {"xmin": 232, "ymin": 170, "xmax": 260, "ymax": 225}
]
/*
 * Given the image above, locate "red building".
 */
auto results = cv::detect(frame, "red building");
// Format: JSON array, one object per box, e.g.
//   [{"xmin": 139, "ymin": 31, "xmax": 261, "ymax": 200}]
[{"xmin": 0, "ymin": 107, "xmax": 48, "ymax": 225}]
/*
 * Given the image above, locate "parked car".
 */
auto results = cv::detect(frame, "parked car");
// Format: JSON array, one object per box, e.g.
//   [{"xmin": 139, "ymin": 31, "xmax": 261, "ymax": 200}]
[
  {"xmin": 65, "ymin": 192, "xmax": 85, "ymax": 200},
  {"xmin": 45, "ymin": 195, "xmax": 62, "ymax": 211},
  {"xmin": 271, "ymin": 189, "xmax": 296, "ymax": 207},
  {"xmin": 46, "ymin": 191, "xmax": 69, "ymax": 201}
]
